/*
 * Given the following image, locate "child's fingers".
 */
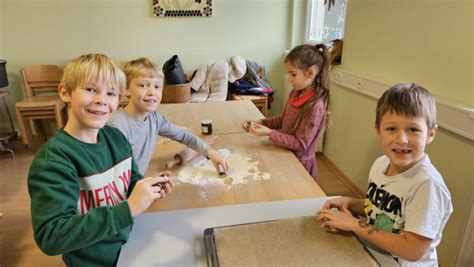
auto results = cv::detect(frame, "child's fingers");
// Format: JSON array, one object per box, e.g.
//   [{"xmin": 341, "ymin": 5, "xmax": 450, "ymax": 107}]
[
  {"xmin": 164, "ymin": 184, "xmax": 172, "ymax": 194},
  {"xmin": 152, "ymin": 192, "xmax": 163, "ymax": 202},
  {"xmin": 159, "ymin": 191, "xmax": 166, "ymax": 198},
  {"xmin": 315, "ymin": 211, "xmax": 329, "ymax": 221},
  {"xmin": 151, "ymin": 184, "xmax": 164, "ymax": 193},
  {"xmin": 156, "ymin": 175, "xmax": 170, "ymax": 183},
  {"xmin": 143, "ymin": 176, "xmax": 162, "ymax": 185},
  {"xmin": 340, "ymin": 206, "xmax": 352, "ymax": 215},
  {"xmin": 322, "ymin": 202, "xmax": 333, "ymax": 209},
  {"xmin": 317, "ymin": 209, "xmax": 335, "ymax": 220},
  {"xmin": 223, "ymin": 162, "xmax": 229, "ymax": 172}
]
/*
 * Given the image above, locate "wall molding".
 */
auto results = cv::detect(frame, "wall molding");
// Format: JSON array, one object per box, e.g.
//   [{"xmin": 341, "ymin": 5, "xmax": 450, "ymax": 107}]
[{"xmin": 330, "ymin": 68, "xmax": 474, "ymax": 141}]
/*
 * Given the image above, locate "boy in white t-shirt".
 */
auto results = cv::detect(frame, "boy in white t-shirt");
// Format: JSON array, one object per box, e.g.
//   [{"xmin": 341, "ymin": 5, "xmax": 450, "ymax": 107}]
[{"xmin": 317, "ymin": 83, "xmax": 452, "ymax": 266}]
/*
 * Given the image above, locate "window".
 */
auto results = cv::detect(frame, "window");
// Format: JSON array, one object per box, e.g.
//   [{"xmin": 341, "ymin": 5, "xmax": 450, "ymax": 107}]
[{"xmin": 305, "ymin": 0, "xmax": 347, "ymax": 44}]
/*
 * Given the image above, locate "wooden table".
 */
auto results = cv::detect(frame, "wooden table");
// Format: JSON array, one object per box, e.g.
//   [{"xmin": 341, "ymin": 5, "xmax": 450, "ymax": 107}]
[
  {"xmin": 145, "ymin": 100, "xmax": 325, "ymax": 212},
  {"xmin": 156, "ymin": 100, "xmax": 264, "ymax": 134},
  {"xmin": 229, "ymin": 93, "xmax": 268, "ymax": 117}
]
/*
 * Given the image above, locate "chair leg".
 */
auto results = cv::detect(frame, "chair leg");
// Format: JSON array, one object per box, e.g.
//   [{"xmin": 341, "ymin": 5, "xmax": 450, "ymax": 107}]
[
  {"xmin": 15, "ymin": 108, "xmax": 28, "ymax": 146},
  {"xmin": 25, "ymin": 119, "xmax": 35, "ymax": 150},
  {"xmin": 34, "ymin": 120, "xmax": 46, "ymax": 140}
]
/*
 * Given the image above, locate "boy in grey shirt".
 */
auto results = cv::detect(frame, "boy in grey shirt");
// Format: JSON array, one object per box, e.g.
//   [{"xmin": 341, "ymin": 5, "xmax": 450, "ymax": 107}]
[{"xmin": 108, "ymin": 57, "xmax": 227, "ymax": 175}]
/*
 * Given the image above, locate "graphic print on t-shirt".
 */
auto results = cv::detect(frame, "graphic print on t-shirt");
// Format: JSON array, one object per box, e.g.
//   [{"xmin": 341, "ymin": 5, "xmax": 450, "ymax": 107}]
[
  {"xmin": 365, "ymin": 181, "xmax": 404, "ymax": 233},
  {"xmin": 77, "ymin": 157, "xmax": 132, "ymax": 214}
]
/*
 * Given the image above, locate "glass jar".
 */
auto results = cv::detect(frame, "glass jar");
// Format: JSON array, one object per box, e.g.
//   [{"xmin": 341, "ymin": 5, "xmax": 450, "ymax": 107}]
[{"xmin": 201, "ymin": 119, "xmax": 213, "ymax": 135}]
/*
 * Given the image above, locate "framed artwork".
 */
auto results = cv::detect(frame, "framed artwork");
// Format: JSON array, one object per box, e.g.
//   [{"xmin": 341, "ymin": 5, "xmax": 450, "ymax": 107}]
[{"xmin": 152, "ymin": 0, "xmax": 213, "ymax": 17}]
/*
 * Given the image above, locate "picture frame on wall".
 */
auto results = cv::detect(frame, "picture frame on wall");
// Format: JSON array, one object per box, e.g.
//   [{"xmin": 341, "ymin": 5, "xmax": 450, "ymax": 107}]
[{"xmin": 152, "ymin": 0, "xmax": 213, "ymax": 17}]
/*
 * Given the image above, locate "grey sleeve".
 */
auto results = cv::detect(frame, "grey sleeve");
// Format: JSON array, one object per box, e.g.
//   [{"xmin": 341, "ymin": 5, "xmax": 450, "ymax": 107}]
[
  {"xmin": 155, "ymin": 113, "xmax": 211, "ymax": 155},
  {"xmin": 107, "ymin": 110, "xmax": 131, "ymax": 140}
]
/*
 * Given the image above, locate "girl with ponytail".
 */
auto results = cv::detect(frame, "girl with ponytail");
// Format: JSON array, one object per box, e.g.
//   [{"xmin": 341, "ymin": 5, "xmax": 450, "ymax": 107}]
[{"xmin": 246, "ymin": 43, "xmax": 330, "ymax": 181}]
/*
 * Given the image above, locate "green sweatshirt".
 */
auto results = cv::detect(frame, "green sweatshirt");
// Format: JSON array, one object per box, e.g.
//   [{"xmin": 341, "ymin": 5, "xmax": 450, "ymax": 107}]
[{"xmin": 28, "ymin": 126, "xmax": 143, "ymax": 266}]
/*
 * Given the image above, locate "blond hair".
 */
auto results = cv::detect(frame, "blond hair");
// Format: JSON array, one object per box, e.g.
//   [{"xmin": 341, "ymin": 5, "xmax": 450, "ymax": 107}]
[
  {"xmin": 122, "ymin": 57, "xmax": 164, "ymax": 89},
  {"xmin": 375, "ymin": 83, "xmax": 437, "ymax": 130},
  {"xmin": 61, "ymin": 54, "xmax": 126, "ymax": 97}
]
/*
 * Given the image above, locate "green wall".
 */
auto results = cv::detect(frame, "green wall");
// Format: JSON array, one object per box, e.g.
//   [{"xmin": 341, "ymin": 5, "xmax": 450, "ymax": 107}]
[
  {"xmin": 2, "ymin": 0, "xmax": 473, "ymax": 265},
  {"xmin": 323, "ymin": 1, "xmax": 474, "ymax": 266},
  {"xmin": 342, "ymin": 0, "xmax": 473, "ymax": 108},
  {"xmin": 0, "ymin": 0, "xmax": 4, "ymax": 54},
  {"xmin": 0, "ymin": 0, "xmax": 294, "ymax": 131}
]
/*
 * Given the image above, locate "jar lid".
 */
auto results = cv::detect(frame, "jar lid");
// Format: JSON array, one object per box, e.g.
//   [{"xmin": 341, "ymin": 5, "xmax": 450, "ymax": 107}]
[{"xmin": 201, "ymin": 119, "xmax": 212, "ymax": 124}]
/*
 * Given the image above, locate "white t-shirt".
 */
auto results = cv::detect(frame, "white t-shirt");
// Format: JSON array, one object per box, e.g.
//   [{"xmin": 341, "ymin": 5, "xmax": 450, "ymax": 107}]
[{"xmin": 365, "ymin": 155, "xmax": 452, "ymax": 267}]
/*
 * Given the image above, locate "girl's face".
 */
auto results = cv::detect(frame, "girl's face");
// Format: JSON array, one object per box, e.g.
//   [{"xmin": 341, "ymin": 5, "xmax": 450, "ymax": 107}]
[{"xmin": 285, "ymin": 62, "xmax": 317, "ymax": 93}]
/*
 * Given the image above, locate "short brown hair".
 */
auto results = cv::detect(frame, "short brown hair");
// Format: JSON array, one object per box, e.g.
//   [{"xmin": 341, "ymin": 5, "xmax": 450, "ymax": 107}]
[
  {"xmin": 121, "ymin": 57, "xmax": 164, "ymax": 89},
  {"xmin": 61, "ymin": 54, "xmax": 125, "ymax": 96},
  {"xmin": 375, "ymin": 83, "xmax": 436, "ymax": 130}
]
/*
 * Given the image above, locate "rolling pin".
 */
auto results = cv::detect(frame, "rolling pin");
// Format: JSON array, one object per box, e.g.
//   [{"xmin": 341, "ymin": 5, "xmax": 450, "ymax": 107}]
[
  {"xmin": 165, "ymin": 135, "xmax": 219, "ymax": 169},
  {"xmin": 165, "ymin": 147, "xmax": 199, "ymax": 169}
]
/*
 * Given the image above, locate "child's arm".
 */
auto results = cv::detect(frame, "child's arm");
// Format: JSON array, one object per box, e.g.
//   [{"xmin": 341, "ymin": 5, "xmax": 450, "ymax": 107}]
[
  {"xmin": 316, "ymin": 208, "xmax": 432, "ymax": 261},
  {"xmin": 156, "ymin": 113, "xmax": 230, "ymax": 173},
  {"xmin": 127, "ymin": 173, "xmax": 173, "ymax": 216},
  {"xmin": 321, "ymin": 196, "xmax": 366, "ymax": 217},
  {"xmin": 206, "ymin": 149, "xmax": 229, "ymax": 174},
  {"xmin": 259, "ymin": 101, "xmax": 288, "ymax": 129},
  {"xmin": 260, "ymin": 114, "xmax": 283, "ymax": 129},
  {"xmin": 156, "ymin": 114, "xmax": 210, "ymax": 156},
  {"xmin": 29, "ymin": 160, "xmax": 172, "ymax": 256},
  {"xmin": 261, "ymin": 101, "xmax": 325, "ymax": 152},
  {"xmin": 28, "ymin": 161, "xmax": 135, "ymax": 256}
]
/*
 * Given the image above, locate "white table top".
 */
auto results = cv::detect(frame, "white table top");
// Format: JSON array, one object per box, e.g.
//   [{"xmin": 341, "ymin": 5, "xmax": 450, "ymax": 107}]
[{"xmin": 118, "ymin": 197, "xmax": 398, "ymax": 267}]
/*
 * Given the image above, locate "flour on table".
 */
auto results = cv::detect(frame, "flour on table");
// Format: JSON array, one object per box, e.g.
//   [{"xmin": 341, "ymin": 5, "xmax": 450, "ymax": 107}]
[{"xmin": 175, "ymin": 149, "xmax": 271, "ymax": 186}]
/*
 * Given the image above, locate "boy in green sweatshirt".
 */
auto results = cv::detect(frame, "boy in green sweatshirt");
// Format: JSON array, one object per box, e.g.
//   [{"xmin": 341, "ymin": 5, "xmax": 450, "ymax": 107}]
[{"xmin": 28, "ymin": 54, "xmax": 173, "ymax": 266}]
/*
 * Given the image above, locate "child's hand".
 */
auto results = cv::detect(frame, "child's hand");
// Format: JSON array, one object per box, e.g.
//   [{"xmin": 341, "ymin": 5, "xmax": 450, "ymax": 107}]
[
  {"xmin": 206, "ymin": 149, "xmax": 229, "ymax": 175},
  {"xmin": 127, "ymin": 172, "xmax": 172, "ymax": 217},
  {"xmin": 316, "ymin": 206, "xmax": 358, "ymax": 232},
  {"xmin": 321, "ymin": 197, "xmax": 351, "ymax": 211},
  {"xmin": 248, "ymin": 122, "xmax": 272, "ymax": 136},
  {"xmin": 152, "ymin": 171, "xmax": 174, "ymax": 197},
  {"xmin": 242, "ymin": 120, "xmax": 262, "ymax": 132}
]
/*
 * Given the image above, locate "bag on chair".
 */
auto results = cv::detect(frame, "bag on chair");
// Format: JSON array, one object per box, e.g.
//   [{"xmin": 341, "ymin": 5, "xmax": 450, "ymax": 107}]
[{"xmin": 162, "ymin": 55, "xmax": 187, "ymax": 84}]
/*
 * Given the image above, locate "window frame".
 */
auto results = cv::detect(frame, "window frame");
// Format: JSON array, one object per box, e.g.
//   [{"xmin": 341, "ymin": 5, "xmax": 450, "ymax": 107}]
[
  {"xmin": 304, "ymin": 0, "xmax": 327, "ymax": 45},
  {"xmin": 304, "ymin": 0, "xmax": 347, "ymax": 45}
]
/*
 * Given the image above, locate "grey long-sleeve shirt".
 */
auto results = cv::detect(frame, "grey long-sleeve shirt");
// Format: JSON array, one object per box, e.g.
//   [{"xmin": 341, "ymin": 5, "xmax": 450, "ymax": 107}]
[{"xmin": 108, "ymin": 108, "xmax": 210, "ymax": 175}]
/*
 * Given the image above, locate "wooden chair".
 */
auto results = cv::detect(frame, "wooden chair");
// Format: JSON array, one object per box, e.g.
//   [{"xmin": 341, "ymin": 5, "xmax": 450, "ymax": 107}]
[
  {"xmin": 228, "ymin": 65, "xmax": 269, "ymax": 117},
  {"xmin": 15, "ymin": 65, "xmax": 66, "ymax": 150}
]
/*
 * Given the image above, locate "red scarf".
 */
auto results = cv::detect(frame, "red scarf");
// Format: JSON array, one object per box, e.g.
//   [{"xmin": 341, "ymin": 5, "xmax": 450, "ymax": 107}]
[{"xmin": 289, "ymin": 89, "xmax": 317, "ymax": 108}]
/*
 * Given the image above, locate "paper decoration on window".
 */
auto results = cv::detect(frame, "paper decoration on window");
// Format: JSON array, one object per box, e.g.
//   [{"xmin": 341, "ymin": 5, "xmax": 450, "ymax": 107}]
[{"xmin": 152, "ymin": 0, "xmax": 213, "ymax": 17}]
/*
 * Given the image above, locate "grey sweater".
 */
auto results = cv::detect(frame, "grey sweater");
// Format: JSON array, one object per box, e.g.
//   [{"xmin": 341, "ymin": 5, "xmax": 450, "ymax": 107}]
[{"xmin": 108, "ymin": 108, "xmax": 210, "ymax": 175}]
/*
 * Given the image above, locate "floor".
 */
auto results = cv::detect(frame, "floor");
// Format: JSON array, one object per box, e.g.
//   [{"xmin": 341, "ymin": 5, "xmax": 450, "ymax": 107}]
[{"xmin": 0, "ymin": 139, "xmax": 361, "ymax": 267}]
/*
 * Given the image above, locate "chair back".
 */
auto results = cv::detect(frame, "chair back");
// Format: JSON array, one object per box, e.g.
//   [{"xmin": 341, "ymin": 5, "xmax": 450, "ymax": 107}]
[{"xmin": 20, "ymin": 65, "xmax": 63, "ymax": 98}]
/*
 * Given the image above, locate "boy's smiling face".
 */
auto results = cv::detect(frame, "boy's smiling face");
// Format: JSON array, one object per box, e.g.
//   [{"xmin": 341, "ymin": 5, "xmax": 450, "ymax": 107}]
[
  {"xmin": 376, "ymin": 112, "xmax": 437, "ymax": 176},
  {"xmin": 60, "ymin": 79, "xmax": 119, "ymax": 141},
  {"xmin": 124, "ymin": 75, "xmax": 163, "ymax": 120}
]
